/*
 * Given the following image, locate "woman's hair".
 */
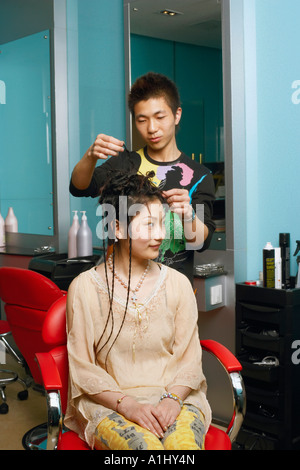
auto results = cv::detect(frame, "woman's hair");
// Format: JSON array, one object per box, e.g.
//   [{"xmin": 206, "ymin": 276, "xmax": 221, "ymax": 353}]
[
  {"xmin": 128, "ymin": 72, "xmax": 181, "ymax": 117},
  {"xmin": 97, "ymin": 170, "xmax": 165, "ymax": 368},
  {"xmin": 98, "ymin": 167, "xmax": 165, "ymax": 228}
]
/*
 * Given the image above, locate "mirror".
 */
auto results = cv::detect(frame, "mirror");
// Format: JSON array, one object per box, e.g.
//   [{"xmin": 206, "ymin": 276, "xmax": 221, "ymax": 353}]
[
  {"xmin": 125, "ymin": 0, "xmax": 225, "ymax": 249},
  {"xmin": 127, "ymin": 0, "xmax": 222, "ymax": 160},
  {"xmin": 0, "ymin": 30, "xmax": 54, "ymax": 237}
]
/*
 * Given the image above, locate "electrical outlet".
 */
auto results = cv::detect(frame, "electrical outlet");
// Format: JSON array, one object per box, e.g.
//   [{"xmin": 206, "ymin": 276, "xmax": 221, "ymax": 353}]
[{"xmin": 210, "ymin": 285, "xmax": 222, "ymax": 305}]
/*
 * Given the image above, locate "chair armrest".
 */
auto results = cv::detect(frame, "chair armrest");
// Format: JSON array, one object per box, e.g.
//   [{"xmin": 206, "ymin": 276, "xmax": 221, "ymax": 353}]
[
  {"xmin": 200, "ymin": 339, "xmax": 246, "ymax": 443},
  {"xmin": 35, "ymin": 352, "xmax": 63, "ymax": 450},
  {"xmin": 200, "ymin": 339, "xmax": 242, "ymax": 373},
  {"xmin": 35, "ymin": 352, "xmax": 62, "ymax": 391}
]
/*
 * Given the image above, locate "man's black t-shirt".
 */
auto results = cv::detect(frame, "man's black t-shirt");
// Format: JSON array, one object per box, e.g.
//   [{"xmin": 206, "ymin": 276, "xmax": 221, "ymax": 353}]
[{"xmin": 70, "ymin": 147, "xmax": 215, "ymax": 284}]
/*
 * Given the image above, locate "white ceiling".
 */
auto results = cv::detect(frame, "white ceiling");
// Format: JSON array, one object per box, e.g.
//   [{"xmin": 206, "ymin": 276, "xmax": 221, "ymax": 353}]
[{"xmin": 125, "ymin": 0, "xmax": 222, "ymax": 49}]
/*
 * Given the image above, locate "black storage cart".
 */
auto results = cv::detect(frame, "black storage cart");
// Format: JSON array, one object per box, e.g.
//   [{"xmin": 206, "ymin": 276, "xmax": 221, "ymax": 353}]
[{"xmin": 235, "ymin": 283, "xmax": 300, "ymax": 450}]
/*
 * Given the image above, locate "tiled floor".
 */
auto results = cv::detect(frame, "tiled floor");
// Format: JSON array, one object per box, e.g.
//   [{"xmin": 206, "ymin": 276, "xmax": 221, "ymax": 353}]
[{"xmin": 0, "ymin": 354, "xmax": 47, "ymax": 450}]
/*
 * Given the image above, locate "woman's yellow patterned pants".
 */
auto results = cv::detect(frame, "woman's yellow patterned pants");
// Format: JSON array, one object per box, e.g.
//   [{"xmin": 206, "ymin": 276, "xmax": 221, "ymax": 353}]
[{"xmin": 94, "ymin": 404, "xmax": 205, "ymax": 450}]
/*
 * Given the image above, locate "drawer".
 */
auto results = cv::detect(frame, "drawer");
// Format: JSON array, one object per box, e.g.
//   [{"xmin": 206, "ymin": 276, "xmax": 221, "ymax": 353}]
[
  {"xmin": 238, "ymin": 353, "xmax": 282, "ymax": 383},
  {"xmin": 236, "ymin": 301, "xmax": 288, "ymax": 332},
  {"xmin": 245, "ymin": 383, "xmax": 282, "ymax": 409},
  {"xmin": 237, "ymin": 327, "xmax": 284, "ymax": 354},
  {"xmin": 244, "ymin": 411, "xmax": 282, "ymax": 438},
  {"xmin": 235, "ymin": 427, "xmax": 279, "ymax": 450}
]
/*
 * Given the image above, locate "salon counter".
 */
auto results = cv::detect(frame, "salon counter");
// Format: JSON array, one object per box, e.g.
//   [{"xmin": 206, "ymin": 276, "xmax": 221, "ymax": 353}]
[{"xmin": 0, "ymin": 247, "xmax": 34, "ymax": 269}]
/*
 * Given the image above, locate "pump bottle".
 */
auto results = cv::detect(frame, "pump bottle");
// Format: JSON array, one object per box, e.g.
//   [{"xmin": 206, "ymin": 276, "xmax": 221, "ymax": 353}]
[
  {"xmin": 77, "ymin": 211, "xmax": 93, "ymax": 257},
  {"xmin": 68, "ymin": 211, "xmax": 80, "ymax": 258},
  {"xmin": 5, "ymin": 207, "xmax": 18, "ymax": 233}
]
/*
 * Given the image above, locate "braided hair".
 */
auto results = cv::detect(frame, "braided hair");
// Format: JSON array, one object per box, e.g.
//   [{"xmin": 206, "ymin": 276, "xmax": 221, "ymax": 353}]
[{"xmin": 97, "ymin": 170, "xmax": 165, "ymax": 368}]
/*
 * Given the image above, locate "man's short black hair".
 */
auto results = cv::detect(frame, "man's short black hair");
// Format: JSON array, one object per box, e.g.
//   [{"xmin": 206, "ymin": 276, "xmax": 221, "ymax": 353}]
[{"xmin": 128, "ymin": 72, "xmax": 181, "ymax": 117}]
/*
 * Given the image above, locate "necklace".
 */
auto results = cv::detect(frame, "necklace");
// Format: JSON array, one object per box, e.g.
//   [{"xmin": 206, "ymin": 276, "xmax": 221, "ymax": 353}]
[
  {"xmin": 107, "ymin": 254, "xmax": 151, "ymax": 363},
  {"xmin": 107, "ymin": 254, "xmax": 150, "ymax": 303}
]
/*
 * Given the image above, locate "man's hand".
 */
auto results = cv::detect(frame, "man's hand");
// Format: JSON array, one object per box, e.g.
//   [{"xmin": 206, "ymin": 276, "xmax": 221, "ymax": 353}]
[
  {"xmin": 71, "ymin": 134, "xmax": 124, "ymax": 190},
  {"xmin": 163, "ymin": 188, "xmax": 208, "ymax": 247},
  {"xmin": 162, "ymin": 188, "xmax": 192, "ymax": 219},
  {"xmin": 87, "ymin": 134, "xmax": 124, "ymax": 161}
]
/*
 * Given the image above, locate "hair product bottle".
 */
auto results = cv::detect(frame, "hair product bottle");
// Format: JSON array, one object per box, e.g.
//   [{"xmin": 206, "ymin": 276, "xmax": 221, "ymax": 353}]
[
  {"xmin": 77, "ymin": 211, "xmax": 93, "ymax": 257},
  {"xmin": 263, "ymin": 242, "xmax": 275, "ymax": 288},
  {"xmin": 5, "ymin": 207, "xmax": 18, "ymax": 233},
  {"xmin": 274, "ymin": 247, "xmax": 282, "ymax": 289},
  {"xmin": 68, "ymin": 210, "xmax": 80, "ymax": 258},
  {"xmin": 279, "ymin": 233, "xmax": 290, "ymax": 289},
  {"xmin": 0, "ymin": 212, "xmax": 5, "ymax": 247}
]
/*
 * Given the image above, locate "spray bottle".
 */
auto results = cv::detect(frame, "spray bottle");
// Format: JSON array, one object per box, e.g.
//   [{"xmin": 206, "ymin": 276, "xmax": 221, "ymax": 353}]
[
  {"xmin": 293, "ymin": 241, "xmax": 300, "ymax": 288},
  {"xmin": 68, "ymin": 211, "xmax": 80, "ymax": 258},
  {"xmin": 77, "ymin": 211, "xmax": 93, "ymax": 257},
  {"xmin": 263, "ymin": 242, "xmax": 275, "ymax": 288}
]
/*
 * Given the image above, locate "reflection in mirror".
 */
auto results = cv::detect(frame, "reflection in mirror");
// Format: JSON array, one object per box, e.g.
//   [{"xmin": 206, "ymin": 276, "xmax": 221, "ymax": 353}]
[
  {"xmin": 128, "ymin": 0, "xmax": 223, "ymax": 161},
  {"xmin": 0, "ymin": 30, "xmax": 53, "ymax": 237},
  {"xmin": 125, "ymin": 0, "xmax": 225, "ymax": 249}
]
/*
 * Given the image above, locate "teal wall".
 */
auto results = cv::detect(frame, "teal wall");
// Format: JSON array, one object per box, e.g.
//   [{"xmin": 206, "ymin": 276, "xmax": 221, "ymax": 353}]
[
  {"xmin": 175, "ymin": 43, "xmax": 223, "ymax": 164},
  {"xmin": 67, "ymin": 0, "xmax": 126, "ymax": 247},
  {"xmin": 131, "ymin": 34, "xmax": 174, "ymax": 81},
  {"xmin": 232, "ymin": 0, "xmax": 300, "ymax": 281},
  {"xmin": 131, "ymin": 34, "xmax": 223, "ymax": 163}
]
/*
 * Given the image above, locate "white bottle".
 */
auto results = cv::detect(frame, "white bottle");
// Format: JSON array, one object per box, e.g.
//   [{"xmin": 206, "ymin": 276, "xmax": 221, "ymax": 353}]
[
  {"xmin": 77, "ymin": 211, "xmax": 93, "ymax": 257},
  {"xmin": 0, "ymin": 212, "xmax": 5, "ymax": 247},
  {"xmin": 5, "ymin": 207, "xmax": 18, "ymax": 232},
  {"xmin": 274, "ymin": 247, "xmax": 282, "ymax": 289},
  {"xmin": 68, "ymin": 210, "xmax": 80, "ymax": 258}
]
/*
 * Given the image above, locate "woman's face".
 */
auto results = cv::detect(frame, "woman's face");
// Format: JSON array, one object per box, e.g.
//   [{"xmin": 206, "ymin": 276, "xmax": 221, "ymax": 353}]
[{"xmin": 118, "ymin": 199, "xmax": 166, "ymax": 260}]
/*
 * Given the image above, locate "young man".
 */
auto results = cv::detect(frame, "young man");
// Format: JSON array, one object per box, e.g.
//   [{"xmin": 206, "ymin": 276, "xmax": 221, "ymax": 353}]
[{"xmin": 70, "ymin": 72, "xmax": 215, "ymax": 284}]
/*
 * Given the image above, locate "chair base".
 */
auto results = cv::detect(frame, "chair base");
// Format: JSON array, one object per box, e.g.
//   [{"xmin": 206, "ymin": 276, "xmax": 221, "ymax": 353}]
[
  {"xmin": 22, "ymin": 424, "xmax": 91, "ymax": 450},
  {"xmin": 0, "ymin": 368, "xmax": 28, "ymax": 414},
  {"xmin": 22, "ymin": 423, "xmax": 48, "ymax": 450}
]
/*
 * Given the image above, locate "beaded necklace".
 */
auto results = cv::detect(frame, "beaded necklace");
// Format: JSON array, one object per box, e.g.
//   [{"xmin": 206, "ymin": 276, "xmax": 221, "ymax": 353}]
[
  {"xmin": 107, "ymin": 254, "xmax": 150, "ymax": 303},
  {"xmin": 107, "ymin": 254, "xmax": 151, "ymax": 362}
]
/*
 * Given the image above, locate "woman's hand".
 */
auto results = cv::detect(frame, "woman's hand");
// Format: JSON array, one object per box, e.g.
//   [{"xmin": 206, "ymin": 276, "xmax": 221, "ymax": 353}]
[
  {"xmin": 118, "ymin": 396, "xmax": 166, "ymax": 438},
  {"xmin": 155, "ymin": 396, "xmax": 182, "ymax": 429}
]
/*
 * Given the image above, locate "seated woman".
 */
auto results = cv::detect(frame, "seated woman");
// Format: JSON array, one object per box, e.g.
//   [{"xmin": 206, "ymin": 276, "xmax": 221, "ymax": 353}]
[{"xmin": 64, "ymin": 170, "xmax": 211, "ymax": 450}]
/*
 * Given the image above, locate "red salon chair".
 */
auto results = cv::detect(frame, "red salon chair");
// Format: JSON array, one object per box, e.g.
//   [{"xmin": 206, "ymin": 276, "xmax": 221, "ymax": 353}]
[
  {"xmin": 0, "ymin": 267, "xmax": 66, "ymax": 423},
  {"xmin": 34, "ymin": 301, "xmax": 246, "ymax": 450}
]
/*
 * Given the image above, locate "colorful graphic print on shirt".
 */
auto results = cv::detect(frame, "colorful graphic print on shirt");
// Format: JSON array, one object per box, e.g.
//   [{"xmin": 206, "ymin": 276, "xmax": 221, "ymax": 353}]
[{"xmin": 136, "ymin": 148, "xmax": 206, "ymax": 262}]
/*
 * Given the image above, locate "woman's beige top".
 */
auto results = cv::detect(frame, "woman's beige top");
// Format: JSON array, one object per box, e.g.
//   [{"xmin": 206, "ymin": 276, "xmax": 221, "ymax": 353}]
[{"xmin": 64, "ymin": 264, "xmax": 212, "ymax": 448}]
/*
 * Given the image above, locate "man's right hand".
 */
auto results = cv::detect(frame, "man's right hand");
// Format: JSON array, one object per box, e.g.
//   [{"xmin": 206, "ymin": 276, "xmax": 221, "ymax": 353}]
[
  {"xmin": 87, "ymin": 134, "xmax": 124, "ymax": 161},
  {"xmin": 71, "ymin": 134, "xmax": 124, "ymax": 191}
]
